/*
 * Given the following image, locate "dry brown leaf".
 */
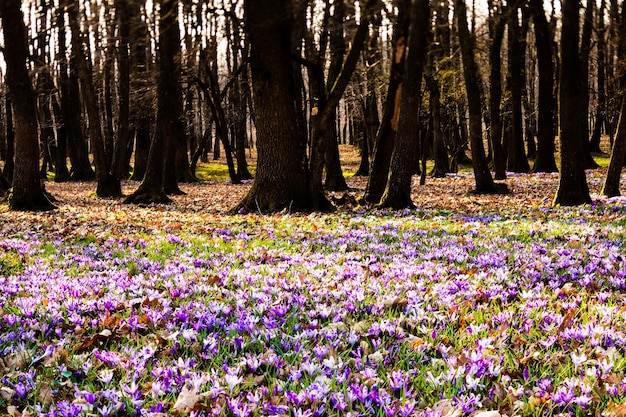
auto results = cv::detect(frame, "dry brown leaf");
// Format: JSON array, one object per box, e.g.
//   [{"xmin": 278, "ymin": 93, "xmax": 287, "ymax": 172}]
[
  {"xmin": 604, "ymin": 401, "xmax": 626, "ymax": 417},
  {"xmin": 172, "ymin": 386, "xmax": 203, "ymax": 413}
]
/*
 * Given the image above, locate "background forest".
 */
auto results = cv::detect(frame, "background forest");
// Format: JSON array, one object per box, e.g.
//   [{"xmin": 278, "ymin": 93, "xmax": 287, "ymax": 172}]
[
  {"xmin": 0, "ymin": 0, "xmax": 625, "ymax": 211},
  {"xmin": 5, "ymin": 1, "xmax": 626, "ymax": 416}
]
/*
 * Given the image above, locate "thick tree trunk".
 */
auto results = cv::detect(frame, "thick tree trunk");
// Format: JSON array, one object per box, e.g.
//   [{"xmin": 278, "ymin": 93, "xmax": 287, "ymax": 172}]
[
  {"xmin": 379, "ymin": 0, "xmax": 431, "ymax": 209},
  {"xmin": 234, "ymin": 0, "xmax": 315, "ymax": 213},
  {"xmin": 1, "ymin": 0, "xmax": 55, "ymax": 210},
  {"xmin": 530, "ymin": 0, "xmax": 558, "ymax": 173},
  {"xmin": 455, "ymin": 0, "xmax": 507, "ymax": 194},
  {"xmin": 554, "ymin": 0, "xmax": 592, "ymax": 206}
]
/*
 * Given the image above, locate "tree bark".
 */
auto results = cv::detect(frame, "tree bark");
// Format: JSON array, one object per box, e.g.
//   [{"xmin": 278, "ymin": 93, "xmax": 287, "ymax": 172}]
[
  {"xmin": 363, "ymin": 1, "xmax": 410, "ymax": 204},
  {"xmin": 1, "ymin": 0, "xmax": 55, "ymax": 210},
  {"xmin": 487, "ymin": 1, "xmax": 507, "ymax": 179},
  {"xmin": 590, "ymin": 0, "xmax": 607, "ymax": 154},
  {"xmin": 67, "ymin": 0, "xmax": 121, "ymax": 198},
  {"xmin": 3, "ymin": 96, "xmax": 14, "ymax": 181},
  {"xmin": 506, "ymin": 0, "xmax": 530, "ymax": 173},
  {"xmin": 602, "ymin": 0, "xmax": 626, "ymax": 197},
  {"xmin": 530, "ymin": 0, "xmax": 558, "ymax": 173},
  {"xmin": 126, "ymin": 0, "xmax": 184, "ymax": 203},
  {"xmin": 554, "ymin": 0, "xmax": 592, "ymax": 206},
  {"xmin": 602, "ymin": 94, "xmax": 626, "ymax": 197},
  {"xmin": 233, "ymin": 0, "xmax": 314, "ymax": 213},
  {"xmin": 379, "ymin": 0, "xmax": 431, "ymax": 209},
  {"xmin": 455, "ymin": 0, "xmax": 507, "ymax": 194},
  {"xmin": 578, "ymin": 0, "xmax": 600, "ymax": 168},
  {"xmin": 112, "ymin": 0, "xmax": 132, "ymax": 180}
]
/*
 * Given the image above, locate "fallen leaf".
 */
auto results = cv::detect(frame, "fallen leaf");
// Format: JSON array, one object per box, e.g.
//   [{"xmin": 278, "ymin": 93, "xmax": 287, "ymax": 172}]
[
  {"xmin": 172, "ymin": 386, "xmax": 202, "ymax": 413},
  {"xmin": 604, "ymin": 401, "xmax": 626, "ymax": 417}
]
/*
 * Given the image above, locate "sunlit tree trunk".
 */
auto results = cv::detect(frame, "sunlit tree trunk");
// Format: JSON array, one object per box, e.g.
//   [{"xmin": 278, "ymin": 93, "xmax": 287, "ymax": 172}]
[
  {"xmin": 379, "ymin": 0, "xmax": 431, "ymax": 209},
  {"xmin": 363, "ymin": 1, "xmax": 410, "ymax": 204},
  {"xmin": 1, "ymin": 0, "xmax": 55, "ymax": 210}
]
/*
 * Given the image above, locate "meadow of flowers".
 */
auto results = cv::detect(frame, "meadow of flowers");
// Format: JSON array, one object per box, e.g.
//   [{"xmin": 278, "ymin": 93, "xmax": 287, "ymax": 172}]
[{"xmin": 1, "ymin": 176, "xmax": 626, "ymax": 417}]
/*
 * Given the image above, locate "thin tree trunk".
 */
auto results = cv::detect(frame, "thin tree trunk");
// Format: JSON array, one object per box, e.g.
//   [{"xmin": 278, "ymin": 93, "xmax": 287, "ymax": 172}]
[
  {"xmin": 455, "ymin": 0, "xmax": 507, "ymax": 194},
  {"xmin": 488, "ymin": 2, "xmax": 507, "ymax": 179},
  {"xmin": 590, "ymin": 0, "xmax": 607, "ymax": 154},
  {"xmin": 67, "ymin": 0, "xmax": 121, "ymax": 197},
  {"xmin": 579, "ymin": 0, "xmax": 600, "ymax": 168},
  {"xmin": 530, "ymin": 0, "xmax": 558, "ymax": 172},
  {"xmin": 507, "ymin": 0, "xmax": 530, "ymax": 173}
]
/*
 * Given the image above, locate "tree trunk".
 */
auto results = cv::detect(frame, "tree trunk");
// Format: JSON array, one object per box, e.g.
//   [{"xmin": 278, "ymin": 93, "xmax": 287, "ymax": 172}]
[
  {"xmin": 506, "ymin": 0, "xmax": 530, "ymax": 173},
  {"xmin": 128, "ymin": 0, "xmax": 152, "ymax": 182},
  {"xmin": 602, "ymin": 0, "xmax": 626, "ymax": 197},
  {"xmin": 112, "ymin": 0, "xmax": 132, "ymax": 180},
  {"xmin": 530, "ymin": 0, "xmax": 558, "ymax": 172},
  {"xmin": 233, "ymin": 0, "xmax": 314, "ymax": 213},
  {"xmin": 3, "ymin": 96, "xmax": 14, "ymax": 181},
  {"xmin": 578, "ymin": 0, "xmax": 600, "ymax": 168},
  {"xmin": 590, "ymin": 0, "xmax": 607, "ymax": 154},
  {"xmin": 322, "ymin": 0, "xmax": 348, "ymax": 191},
  {"xmin": 554, "ymin": 0, "xmax": 592, "ymax": 206},
  {"xmin": 56, "ymin": 6, "xmax": 95, "ymax": 181},
  {"xmin": 602, "ymin": 94, "xmax": 626, "ymax": 197},
  {"xmin": 455, "ymin": 0, "xmax": 507, "ymax": 194},
  {"xmin": 1, "ymin": 0, "xmax": 55, "ymax": 210},
  {"xmin": 379, "ymin": 0, "xmax": 431, "ymax": 209},
  {"xmin": 425, "ymin": 69, "xmax": 450, "ymax": 177},
  {"xmin": 487, "ymin": 2, "xmax": 507, "ymax": 179},
  {"xmin": 126, "ymin": 0, "xmax": 183, "ymax": 204},
  {"xmin": 67, "ymin": 0, "xmax": 121, "ymax": 198},
  {"xmin": 363, "ymin": 2, "xmax": 410, "ymax": 204}
]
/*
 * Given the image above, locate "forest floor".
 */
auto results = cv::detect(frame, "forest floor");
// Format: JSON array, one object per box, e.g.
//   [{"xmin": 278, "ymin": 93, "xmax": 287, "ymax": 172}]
[
  {"xmin": 0, "ymin": 145, "xmax": 616, "ymax": 237},
  {"xmin": 2, "ymin": 146, "xmax": 626, "ymax": 416}
]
